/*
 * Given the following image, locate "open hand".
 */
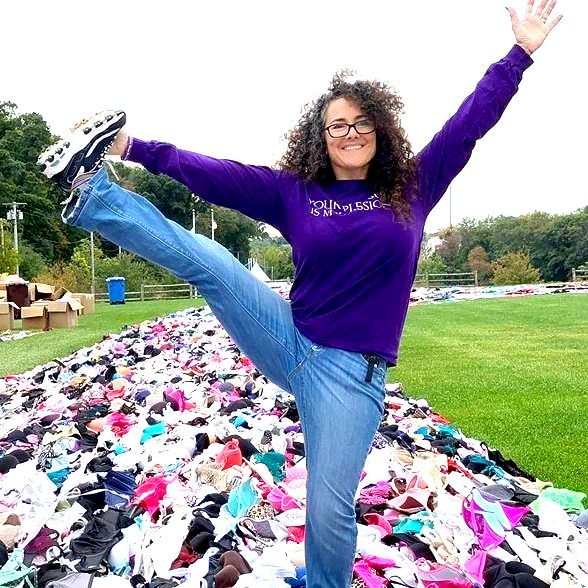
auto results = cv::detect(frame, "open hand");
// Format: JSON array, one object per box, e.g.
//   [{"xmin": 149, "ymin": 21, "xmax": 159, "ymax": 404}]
[{"xmin": 507, "ymin": 0, "xmax": 563, "ymax": 55}]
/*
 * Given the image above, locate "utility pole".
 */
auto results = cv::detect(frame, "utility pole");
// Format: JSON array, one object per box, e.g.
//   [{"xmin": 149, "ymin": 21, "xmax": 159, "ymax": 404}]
[
  {"xmin": 449, "ymin": 184, "xmax": 453, "ymax": 230},
  {"xmin": 447, "ymin": 108, "xmax": 454, "ymax": 231},
  {"xmin": 191, "ymin": 194, "xmax": 199, "ymax": 234},
  {"xmin": 90, "ymin": 232, "xmax": 96, "ymax": 295},
  {"xmin": 2, "ymin": 202, "xmax": 25, "ymax": 276}
]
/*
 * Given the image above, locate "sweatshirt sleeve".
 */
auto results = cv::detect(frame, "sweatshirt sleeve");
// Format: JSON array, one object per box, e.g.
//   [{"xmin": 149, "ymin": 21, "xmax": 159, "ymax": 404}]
[
  {"xmin": 415, "ymin": 45, "xmax": 534, "ymax": 216},
  {"xmin": 126, "ymin": 138, "xmax": 286, "ymax": 228}
]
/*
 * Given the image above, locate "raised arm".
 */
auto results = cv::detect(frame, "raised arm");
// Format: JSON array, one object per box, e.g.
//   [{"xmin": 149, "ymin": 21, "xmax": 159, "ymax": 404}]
[
  {"xmin": 111, "ymin": 133, "xmax": 287, "ymax": 229},
  {"xmin": 416, "ymin": 0, "xmax": 562, "ymax": 216}
]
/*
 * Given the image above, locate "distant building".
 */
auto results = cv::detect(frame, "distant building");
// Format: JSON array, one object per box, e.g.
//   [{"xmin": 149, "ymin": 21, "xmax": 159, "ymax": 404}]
[{"xmin": 424, "ymin": 236, "xmax": 443, "ymax": 255}]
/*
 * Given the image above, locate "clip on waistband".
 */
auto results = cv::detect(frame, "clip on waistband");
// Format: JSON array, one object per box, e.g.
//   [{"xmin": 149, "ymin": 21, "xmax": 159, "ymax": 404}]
[{"xmin": 362, "ymin": 353, "xmax": 381, "ymax": 383}]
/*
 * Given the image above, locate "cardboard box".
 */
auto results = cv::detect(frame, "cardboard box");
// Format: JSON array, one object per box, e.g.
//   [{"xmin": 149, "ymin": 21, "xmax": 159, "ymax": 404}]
[
  {"xmin": 71, "ymin": 293, "xmax": 95, "ymax": 314},
  {"xmin": 47, "ymin": 299, "xmax": 84, "ymax": 328},
  {"xmin": 50, "ymin": 287, "xmax": 70, "ymax": 301},
  {"xmin": 29, "ymin": 282, "xmax": 53, "ymax": 302},
  {"xmin": 5, "ymin": 283, "xmax": 29, "ymax": 319},
  {"xmin": 0, "ymin": 301, "xmax": 19, "ymax": 330},
  {"xmin": 21, "ymin": 305, "xmax": 49, "ymax": 330}
]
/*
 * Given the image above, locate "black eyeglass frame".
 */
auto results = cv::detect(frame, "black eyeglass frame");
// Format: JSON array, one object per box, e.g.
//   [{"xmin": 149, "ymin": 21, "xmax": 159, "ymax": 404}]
[{"xmin": 324, "ymin": 120, "xmax": 376, "ymax": 138}]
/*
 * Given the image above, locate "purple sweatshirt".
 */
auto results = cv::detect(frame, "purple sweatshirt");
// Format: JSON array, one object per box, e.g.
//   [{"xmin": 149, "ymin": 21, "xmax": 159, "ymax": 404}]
[{"xmin": 127, "ymin": 45, "xmax": 533, "ymax": 365}]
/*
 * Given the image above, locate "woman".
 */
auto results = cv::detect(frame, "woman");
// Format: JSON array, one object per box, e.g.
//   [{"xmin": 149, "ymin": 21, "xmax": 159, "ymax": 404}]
[{"xmin": 38, "ymin": 2, "xmax": 561, "ymax": 586}]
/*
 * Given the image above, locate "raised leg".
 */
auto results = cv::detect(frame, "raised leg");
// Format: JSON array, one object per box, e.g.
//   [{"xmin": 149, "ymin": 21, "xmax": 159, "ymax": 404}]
[{"xmin": 63, "ymin": 168, "xmax": 298, "ymax": 391}]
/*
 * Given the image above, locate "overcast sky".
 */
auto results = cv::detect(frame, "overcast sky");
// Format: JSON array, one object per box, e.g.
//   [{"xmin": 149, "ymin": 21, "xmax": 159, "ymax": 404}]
[{"xmin": 3, "ymin": 1, "xmax": 586, "ymax": 234}]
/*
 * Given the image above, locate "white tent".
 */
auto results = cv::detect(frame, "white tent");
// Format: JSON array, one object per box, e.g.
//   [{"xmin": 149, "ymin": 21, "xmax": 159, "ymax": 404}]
[{"xmin": 250, "ymin": 262, "xmax": 270, "ymax": 282}]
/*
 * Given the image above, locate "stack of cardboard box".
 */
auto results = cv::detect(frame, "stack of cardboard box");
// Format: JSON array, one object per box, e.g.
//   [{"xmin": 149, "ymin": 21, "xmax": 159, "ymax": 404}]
[
  {"xmin": 27, "ymin": 286, "xmax": 86, "ymax": 329},
  {"xmin": 0, "ymin": 277, "xmax": 96, "ymax": 331}
]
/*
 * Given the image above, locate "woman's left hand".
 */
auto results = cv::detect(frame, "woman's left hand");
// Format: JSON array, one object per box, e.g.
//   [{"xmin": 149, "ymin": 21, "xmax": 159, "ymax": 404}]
[{"xmin": 507, "ymin": 0, "xmax": 563, "ymax": 55}]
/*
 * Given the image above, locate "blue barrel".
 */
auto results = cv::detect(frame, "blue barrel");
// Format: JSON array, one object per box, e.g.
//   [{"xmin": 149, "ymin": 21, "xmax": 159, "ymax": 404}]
[{"xmin": 106, "ymin": 276, "xmax": 126, "ymax": 304}]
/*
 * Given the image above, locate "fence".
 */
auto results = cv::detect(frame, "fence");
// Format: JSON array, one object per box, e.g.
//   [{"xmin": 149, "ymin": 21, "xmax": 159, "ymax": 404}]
[
  {"xmin": 93, "ymin": 267, "xmax": 588, "ymax": 304},
  {"xmin": 95, "ymin": 274, "xmax": 483, "ymax": 303},
  {"xmin": 413, "ymin": 271, "xmax": 478, "ymax": 288},
  {"xmin": 571, "ymin": 268, "xmax": 588, "ymax": 282},
  {"xmin": 96, "ymin": 283, "xmax": 198, "ymax": 303}
]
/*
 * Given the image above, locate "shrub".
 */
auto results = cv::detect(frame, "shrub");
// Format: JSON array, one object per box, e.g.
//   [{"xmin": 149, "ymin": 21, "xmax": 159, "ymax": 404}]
[
  {"xmin": 492, "ymin": 252, "xmax": 541, "ymax": 285},
  {"xmin": 34, "ymin": 238, "xmax": 182, "ymax": 293},
  {"xmin": 0, "ymin": 242, "xmax": 18, "ymax": 275},
  {"xmin": 33, "ymin": 262, "xmax": 84, "ymax": 291}
]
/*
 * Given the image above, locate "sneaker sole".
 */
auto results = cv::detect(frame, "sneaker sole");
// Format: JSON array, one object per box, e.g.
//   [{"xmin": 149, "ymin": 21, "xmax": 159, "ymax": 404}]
[{"xmin": 38, "ymin": 110, "xmax": 126, "ymax": 180}]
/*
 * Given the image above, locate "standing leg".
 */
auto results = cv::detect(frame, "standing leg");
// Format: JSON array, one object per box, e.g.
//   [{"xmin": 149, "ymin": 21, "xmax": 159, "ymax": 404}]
[
  {"xmin": 287, "ymin": 345, "xmax": 387, "ymax": 588},
  {"xmin": 63, "ymin": 167, "xmax": 299, "ymax": 390}
]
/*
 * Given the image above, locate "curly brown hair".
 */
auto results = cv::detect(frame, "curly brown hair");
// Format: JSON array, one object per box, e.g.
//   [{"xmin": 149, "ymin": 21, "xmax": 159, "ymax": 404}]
[{"xmin": 279, "ymin": 71, "xmax": 417, "ymax": 220}]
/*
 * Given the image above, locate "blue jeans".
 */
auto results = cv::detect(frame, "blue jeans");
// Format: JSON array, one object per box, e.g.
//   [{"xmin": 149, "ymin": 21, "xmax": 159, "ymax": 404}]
[{"xmin": 63, "ymin": 168, "xmax": 388, "ymax": 588}]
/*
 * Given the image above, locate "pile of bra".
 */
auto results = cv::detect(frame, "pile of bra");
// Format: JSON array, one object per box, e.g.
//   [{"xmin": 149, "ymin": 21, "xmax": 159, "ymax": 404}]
[
  {"xmin": 0, "ymin": 305, "xmax": 587, "ymax": 587},
  {"xmin": 408, "ymin": 283, "xmax": 588, "ymax": 305}
]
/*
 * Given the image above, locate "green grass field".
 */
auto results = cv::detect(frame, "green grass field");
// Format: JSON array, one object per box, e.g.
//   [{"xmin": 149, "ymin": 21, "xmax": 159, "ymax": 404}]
[
  {"xmin": 1, "ymin": 293, "xmax": 586, "ymax": 493},
  {"xmin": 394, "ymin": 293, "xmax": 588, "ymax": 493}
]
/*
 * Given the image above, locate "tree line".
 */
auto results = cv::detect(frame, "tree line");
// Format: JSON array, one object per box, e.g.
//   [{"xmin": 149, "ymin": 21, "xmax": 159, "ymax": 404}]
[
  {"xmin": 1, "ymin": 102, "xmax": 586, "ymax": 287},
  {"xmin": 0, "ymin": 102, "xmax": 268, "ymax": 286},
  {"xmin": 421, "ymin": 209, "xmax": 588, "ymax": 285}
]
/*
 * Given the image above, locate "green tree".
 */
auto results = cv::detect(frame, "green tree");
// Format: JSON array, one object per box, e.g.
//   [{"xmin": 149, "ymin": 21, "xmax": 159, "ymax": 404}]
[
  {"xmin": 417, "ymin": 253, "xmax": 447, "ymax": 276},
  {"xmin": 492, "ymin": 252, "xmax": 541, "ymax": 285},
  {"xmin": 96, "ymin": 253, "xmax": 158, "ymax": 292},
  {"xmin": 536, "ymin": 207, "xmax": 588, "ymax": 281},
  {"xmin": 205, "ymin": 206, "xmax": 266, "ymax": 262},
  {"xmin": 18, "ymin": 242, "xmax": 47, "ymax": 280},
  {"xmin": 0, "ymin": 102, "xmax": 69, "ymax": 262},
  {"xmin": 435, "ymin": 228, "xmax": 463, "ymax": 272},
  {"xmin": 434, "ymin": 209, "xmax": 585, "ymax": 282},
  {"xmin": 112, "ymin": 163, "xmax": 266, "ymax": 261},
  {"xmin": 467, "ymin": 245, "xmax": 492, "ymax": 285},
  {"xmin": 250, "ymin": 239, "xmax": 294, "ymax": 280},
  {"xmin": 69, "ymin": 238, "xmax": 106, "ymax": 289}
]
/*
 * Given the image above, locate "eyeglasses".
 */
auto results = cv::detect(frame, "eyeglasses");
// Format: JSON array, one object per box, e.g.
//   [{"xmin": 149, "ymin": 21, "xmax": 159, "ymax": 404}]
[{"xmin": 324, "ymin": 119, "xmax": 375, "ymax": 138}]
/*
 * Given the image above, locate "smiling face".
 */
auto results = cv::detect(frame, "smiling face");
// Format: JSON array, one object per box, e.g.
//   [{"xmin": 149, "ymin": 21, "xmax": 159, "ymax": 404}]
[{"xmin": 324, "ymin": 97, "xmax": 377, "ymax": 180}]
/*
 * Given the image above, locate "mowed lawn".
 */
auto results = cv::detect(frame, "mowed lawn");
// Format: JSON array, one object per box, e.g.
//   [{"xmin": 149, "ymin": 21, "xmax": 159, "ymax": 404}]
[
  {"xmin": 1, "ymin": 293, "xmax": 586, "ymax": 493},
  {"xmin": 0, "ymin": 298, "xmax": 204, "ymax": 377},
  {"xmin": 393, "ymin": 293, "xmax": 588, "ymax": 494}
]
